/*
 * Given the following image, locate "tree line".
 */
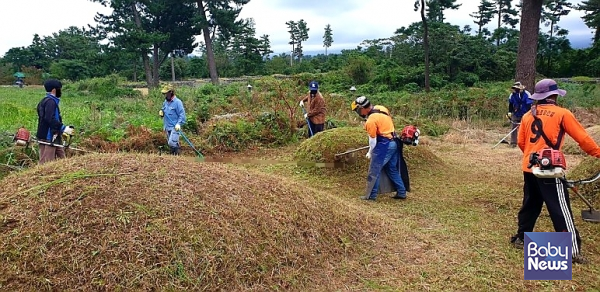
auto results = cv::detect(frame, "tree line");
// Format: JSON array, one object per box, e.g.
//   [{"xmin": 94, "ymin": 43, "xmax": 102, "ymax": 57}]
[{"xmin": 1, "ymin": 0, "xmax": 599, "ymax": 91}]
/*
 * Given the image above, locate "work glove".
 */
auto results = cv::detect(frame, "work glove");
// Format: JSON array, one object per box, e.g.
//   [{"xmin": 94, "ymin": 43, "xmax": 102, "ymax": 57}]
[
  {"xmin": 62, "ymin": 133, "xmax": 71, "ymax": 145},
  {"xmin": 63, "ymin": 126, "xmax": 75, "ymax": 136},
  {"xmin": 175, "ymin": 124, "xmax": 181, "ymax": 131},
  {"xmin": 365, "ymin": 151, "xmax": 371, "ymax": 159},
  {"xmin": 159, "ymin": 110, "xmax": 164, "ymax": 117},
  {"xmin": 506, "ymin": 112, "xmax": 512, "ymax": 120},
  {"xmin": 299, "ymin": 100, "xmax": 304, "ymax": 107},
  {"xmin": 303, "ymin": 113, "xmax": 308, "ymax": 119}
]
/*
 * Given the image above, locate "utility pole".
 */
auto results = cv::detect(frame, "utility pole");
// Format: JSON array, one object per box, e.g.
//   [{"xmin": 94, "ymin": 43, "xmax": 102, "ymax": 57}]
[{"xmin": 171, "ymin": 51, "xmax": 176, "ymax": 81}]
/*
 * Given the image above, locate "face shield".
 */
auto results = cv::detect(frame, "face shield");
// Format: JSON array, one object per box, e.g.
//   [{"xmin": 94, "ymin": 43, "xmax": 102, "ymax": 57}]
[{"xmin": 351, "ymin": 101, "xmax": 366, "ymax": 119}]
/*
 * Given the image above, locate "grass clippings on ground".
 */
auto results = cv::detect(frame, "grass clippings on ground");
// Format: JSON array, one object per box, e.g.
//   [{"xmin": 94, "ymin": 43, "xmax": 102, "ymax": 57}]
[{"xmin": 0, "ymin": 153, "xmax": 413, "ymax": 291}]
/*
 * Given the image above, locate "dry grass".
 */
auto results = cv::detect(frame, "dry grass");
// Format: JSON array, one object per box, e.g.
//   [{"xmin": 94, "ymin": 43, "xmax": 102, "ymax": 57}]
[
  {"xmin": 133, "ymin": 88, "xmax": 149, "ymax": 96},
  {"xmin": 0, "ymin": 153, "xmax": 419, "ymax": 291},
  {"xmin": 563, "ymin": 125, "xmax": 600, "ymax": 155},
  {"xmin": 2, "ymin": 120, "xmax": 600, "ymax": 291}
]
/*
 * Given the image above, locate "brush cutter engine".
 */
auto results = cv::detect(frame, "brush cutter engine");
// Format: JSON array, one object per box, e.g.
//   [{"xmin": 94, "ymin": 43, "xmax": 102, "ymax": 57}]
[
  {"xmin": 13, "ymin": 127, "xmax": 31, "ymax": 147},
  {"xmin": 400, "ymin": 125, "xmax": 420, "ymax": 146},
  {"xmin": 527, "ymin": 148, "xmax": 566, "ymax": 179}
]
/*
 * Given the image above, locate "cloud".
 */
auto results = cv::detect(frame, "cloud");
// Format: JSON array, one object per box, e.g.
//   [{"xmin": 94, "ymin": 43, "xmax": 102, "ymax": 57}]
[
  {"xmin": 239, "ymin": 0, "xmax": 421, "ymax": 54},
  {"xmin": 0, "ymin": 0, "xmax": 110, "ymax": 56},
  {"xmin": 0, "ymin": 0, "xmax": 595, "ymax": 57}
]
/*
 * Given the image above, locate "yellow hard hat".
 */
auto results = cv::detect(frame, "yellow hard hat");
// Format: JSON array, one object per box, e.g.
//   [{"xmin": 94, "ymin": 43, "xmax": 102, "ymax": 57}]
[{"xmin": 161, "ymin": 83, "xmax": 175, "ymax": 94}]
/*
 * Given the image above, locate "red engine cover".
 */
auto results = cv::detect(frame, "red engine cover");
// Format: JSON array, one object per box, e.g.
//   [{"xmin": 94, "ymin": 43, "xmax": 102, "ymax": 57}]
[
  {"xmin": 537, "ymin": 148, "xmax": 566, "ymax": 169},
  {"xmin": 15, "ymin": 127, "xmax": 30, "ymax": 142}
]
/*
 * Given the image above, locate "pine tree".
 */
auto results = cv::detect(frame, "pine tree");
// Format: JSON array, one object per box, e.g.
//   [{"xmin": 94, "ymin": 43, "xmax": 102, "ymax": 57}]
[
  {"xmin": 541, "ymin": 0, "xmax": 572, "ymax": 74},
  {"xmin": 495, "ymin": 0, "xmax": 519, "ymax": 46},
  {"xmin": 516, "ymin": 0, "xmax": 544, "ymax": 90},
  {"xmin": 296, "ymin": 20, "xmax": 310, "ymax": 63},
  {"xmin": 426, "ymin": 0, "xmax": 461, "ymax": 22},
  {"xmin": 470, "ymin": 0, "xmax": 496, "ymax": 35},
  {"xmin": 577, "ymin": 0, "xmax": 600, "ymax": 44},
  {"xmin": 323, "ymin": 24, "xmax": 333, "ymax": 56},
  {"xmin": 195, "ymin": 0, "xmax": 251, "ymax": 85},
  {"xmin": 285, "ymin": 20, "xmax": 298, "ymax": 66},
  {"xmin": 414, "ymin": 0, "xmax": 431, "ymax": 92},
  {"xmin": 91, "ymin": 0, "xmax": 197, "ymax": 88}
]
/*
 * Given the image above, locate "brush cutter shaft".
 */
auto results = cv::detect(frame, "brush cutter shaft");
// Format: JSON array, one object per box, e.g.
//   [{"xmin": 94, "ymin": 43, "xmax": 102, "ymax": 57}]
[
  {"xmin": 301, "ymin": 106, "xmax": 313, "ymax": 137},
  {"xmin": 163, "ymin": 114, "xmax": 204, "ymax": 158},
  {"xmin": 492, "ymin": 125, "xmax": 520, "ymax": 149},
  {"xmin": 334, "ymin": 146, "xmax": 370, "ymax": 157},
  {"xmin": 34, "ymin": 139, "xmax": 92, "ymax": 153},
  {"xmin": 564, "ymin": 172, "xmax": 600, "ymax": 223},
  {"xmin": 569, "ymin": 187, "xmax": 596, "ymax": 210}
]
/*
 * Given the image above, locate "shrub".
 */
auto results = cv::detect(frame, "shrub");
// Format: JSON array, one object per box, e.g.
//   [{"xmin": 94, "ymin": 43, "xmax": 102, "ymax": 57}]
[
  {"xmin": 67, "ymin": 75, "xmax": 141, "ymax": 98},
  {"xmin": 455, "ymin": 72, "xmax": 480, "ymax": 87},
  {"xmin": 345, "ymin": 55, "xmax": 375, "ymax": 85},
  {"xmin": 403, "ymin": 82, "xmax": 420, "ymax": 93},
  {"xmin": 203, "ymin": 112, "xmax": 297, "ymax": 152}
]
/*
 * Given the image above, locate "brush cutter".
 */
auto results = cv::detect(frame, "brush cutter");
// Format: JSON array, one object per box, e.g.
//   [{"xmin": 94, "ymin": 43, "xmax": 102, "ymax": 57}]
[
  {"xmin": 491, "ymin": 123, "xmax": 520, "ymax": 149},
  {"xmin": 300, "ymin": 105, "xmax": 313, "ymax": 137},
  {"xmin": 334, "ymin": 146, "xmax": 370, "ymax": 158},
  {"xmin": 9, "ymin": 127, "xmax": 93, "ymax": 153},
  {"xmin": 34, "ymin": 137, "xmax": 93, "ymax": 153},
  {"xmin": 163, "ymin": 114, "xmax": 204, "ymax": 158},
  {"xmin": 564, "ymin": 172, "xmax": 600, "ymax": 223}
]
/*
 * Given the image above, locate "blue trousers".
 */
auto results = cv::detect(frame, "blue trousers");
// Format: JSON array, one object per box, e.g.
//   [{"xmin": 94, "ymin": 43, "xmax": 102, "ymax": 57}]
[{"xmin": 365, "ymin": 139, "xmax": 406, "ymax": 199}]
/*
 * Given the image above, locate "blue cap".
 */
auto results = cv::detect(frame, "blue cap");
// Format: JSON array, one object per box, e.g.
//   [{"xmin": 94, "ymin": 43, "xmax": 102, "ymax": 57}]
[{"xmin": 308, "ymin": 81, "xmax": 319, "ymax": 91}]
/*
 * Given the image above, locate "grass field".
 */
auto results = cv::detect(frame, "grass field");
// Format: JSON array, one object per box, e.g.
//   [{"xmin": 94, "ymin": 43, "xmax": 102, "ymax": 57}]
[{"xmin": 1, "ymin": 83, "xmax": 600, "ymax": 290}]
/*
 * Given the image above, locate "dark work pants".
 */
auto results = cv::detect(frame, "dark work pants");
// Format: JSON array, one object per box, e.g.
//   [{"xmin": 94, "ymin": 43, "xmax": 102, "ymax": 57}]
[
  {"xmin": 308, "ymin": 123, "xmax": 324, "ymax": 138},
  {"xmin": 510, "ymin": 115, "xmax": 522, "ymax": 145},
  {"xmin": 515, "ymin": 172, "xmax": 581, "ymax": 256},
  {"xmin": 38, "ymin": 143, "xmax": 66, "ymax": 164}
]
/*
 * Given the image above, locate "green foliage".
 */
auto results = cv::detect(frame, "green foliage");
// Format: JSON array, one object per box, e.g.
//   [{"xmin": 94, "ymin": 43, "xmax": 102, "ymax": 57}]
[
  {"xmin": 193, "ymin": 83, "xmax": 232, "ymax": 122},
  {"xmin": 455, "ymin": 72, "xmax": 480, "ymax": 87},
  {"xmin": 559, "ymin": 82, "xmax": 600, "ymax": 108},
  {"xmin": 205, "ymin": 112, "xmax": 297, "ymax": 152},
  {"xmin": 345, "ymin": 54, "xmax": 375, "ymax": 85},
  {"xmin": 403, "ymin": 83, "xmax": 420, "ymax": 93},
  {"xmin": 50, "ymin": 60, "xmax": 91, "ymax": 81},
  {"xmin": 570, "ymin": 76, "xmax": 596, "ymax": 83},
  {"xmin": 67, "ymin": 75, "xmax": 141, "ymax": 98}
]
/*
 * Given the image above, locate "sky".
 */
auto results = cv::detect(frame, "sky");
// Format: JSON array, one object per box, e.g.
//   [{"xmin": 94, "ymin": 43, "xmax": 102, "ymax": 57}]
[{"xmin": 0, "ymin": 0, "xmax": 595, "ymax": 58}]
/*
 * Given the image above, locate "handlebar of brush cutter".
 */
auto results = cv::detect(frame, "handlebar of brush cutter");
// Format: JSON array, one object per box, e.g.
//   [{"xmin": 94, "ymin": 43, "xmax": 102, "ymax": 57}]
[
  {"xmin": 561, "ymin": 172, "xmax": 600, "ymax": 212},
  {"xmin": 564, "ymin": 171, "xmax": 600, "ymax": 188}
]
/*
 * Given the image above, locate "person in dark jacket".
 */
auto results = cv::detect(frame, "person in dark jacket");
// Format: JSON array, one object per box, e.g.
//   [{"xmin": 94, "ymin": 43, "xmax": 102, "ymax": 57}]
[
  {"xmin": 298, "ymin": 81, "xmax": 327, "ymax": 137},
  {"xmin": 506, "ymin": 81, "xmax": 533, "ymax": 147},
  {"xmin": 36, "ymin": 79, "xmax": 74, "ymax": 164}
]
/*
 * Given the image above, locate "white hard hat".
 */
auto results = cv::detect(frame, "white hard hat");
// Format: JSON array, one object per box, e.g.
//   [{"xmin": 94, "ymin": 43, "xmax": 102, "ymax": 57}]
[{"xmin": 349, "ymin": 86, "xmax": 357, "ymax": 91}]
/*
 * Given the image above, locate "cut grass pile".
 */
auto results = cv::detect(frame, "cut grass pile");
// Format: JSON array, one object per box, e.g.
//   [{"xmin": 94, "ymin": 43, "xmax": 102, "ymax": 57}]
[
  {"xmin": 568, "ymin": 156, "xmax": 600, "ymax": 205},
  {"xmin": 0, "ymin": 153, "xmax": 400, "ymax": 291},
  {"xmin": 293, "ymin": 126, "xmax": 446, "ymax": 175},
  {"xmin": 563, "ymin": 125, "xmax": 600, "ymax": 155}
]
